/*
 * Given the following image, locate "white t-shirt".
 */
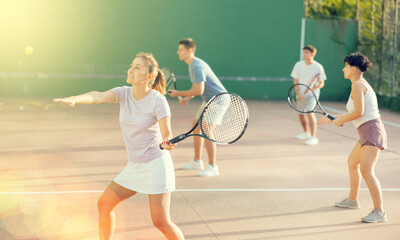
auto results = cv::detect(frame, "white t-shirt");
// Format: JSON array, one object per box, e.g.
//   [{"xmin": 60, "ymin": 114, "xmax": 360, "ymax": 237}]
[
  {"xmin": 291, "ymin": 60, "xmax": 327, "ymax": 95},
  {"xmin": 112, "ymin": 87, "xmax": 171, "ymax": 163},
  {"xmin": 346, "ymin": 80, "xmax": 380, "ymax": 128}
]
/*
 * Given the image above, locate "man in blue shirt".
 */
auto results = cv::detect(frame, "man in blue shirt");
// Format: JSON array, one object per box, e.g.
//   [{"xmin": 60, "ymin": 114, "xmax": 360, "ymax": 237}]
[{"xmin": 168, "ymin": 38, "xmax": 226, "ymax": 177}]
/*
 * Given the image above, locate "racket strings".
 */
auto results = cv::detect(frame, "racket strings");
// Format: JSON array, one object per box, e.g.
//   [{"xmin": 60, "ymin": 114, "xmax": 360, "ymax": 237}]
[
  {"xmin": 165, "ymin": 77, "xmax": 174, "ymax": 91},
  {"xmin": 288, "ymin": 85, "xmax": 317, "ymax": 113},
  {"xmin": 162, "ymin": 68, "xmax": 175, "ymax": 93},
  {"xmin": 201, "ymin": 94, "xmax": 248, "ymax": 144}
]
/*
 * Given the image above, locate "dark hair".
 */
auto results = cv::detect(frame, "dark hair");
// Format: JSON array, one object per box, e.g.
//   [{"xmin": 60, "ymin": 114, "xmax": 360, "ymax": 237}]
[
  {"xmin": 343, "ymin": 52, "xmax": 372, "ymax": 72},
  {"xmin": 136, "ymin": 52, "xmax": 166, "ymax": 95},
  {"xmin": 179, "ymin": 38, "xmax": 196, "ymax": 50},
  {"xmin": 303, "ymin": 45, "xmax": 316, "ymax": 54}
]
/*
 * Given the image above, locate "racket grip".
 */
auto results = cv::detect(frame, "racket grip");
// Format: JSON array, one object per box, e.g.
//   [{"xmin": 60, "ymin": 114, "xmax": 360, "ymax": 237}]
[
  {"xmin": 326, "ymin": 114, "xmax": 343, "ymax": 127},
  {"xmin": 326, "ymin": 114, "xmax": 335, "ymax": 120},
  {"xmin": 159, "ymin": 134, "xmax": 186, "ymax": 150},
  {"xmin": 169, "ymin": 134, "xmax": 186, "ymax": 144}
]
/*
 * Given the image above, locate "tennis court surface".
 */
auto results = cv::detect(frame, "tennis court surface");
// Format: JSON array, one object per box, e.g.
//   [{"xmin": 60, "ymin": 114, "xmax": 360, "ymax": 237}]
[{"xmin": 1, "ymin": 98, "xmax": 399, "ymax": 240}]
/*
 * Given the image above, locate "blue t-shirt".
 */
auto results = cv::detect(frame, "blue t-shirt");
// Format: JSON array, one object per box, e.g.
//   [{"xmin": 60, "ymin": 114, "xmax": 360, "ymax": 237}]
[{"xmin": 189, "ymin": 57, "xmax": 227, "ymax": 102}]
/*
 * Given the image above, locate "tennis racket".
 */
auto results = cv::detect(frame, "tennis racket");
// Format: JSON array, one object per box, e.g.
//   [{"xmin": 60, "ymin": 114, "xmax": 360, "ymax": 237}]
[
  {"xmin": 160, "ymin": 92, "xmax": 249, "ymax": 149},
  {"xmin": 287, "ymin": 83, "xmax": 335, "ymax": 120},
  {"xmin": 304, "ymin": 72, "xmax": 320, "ymax": 94},
  {"xmin": 161, "ymin": 67, "xmax": 182, "ymax": 101}
]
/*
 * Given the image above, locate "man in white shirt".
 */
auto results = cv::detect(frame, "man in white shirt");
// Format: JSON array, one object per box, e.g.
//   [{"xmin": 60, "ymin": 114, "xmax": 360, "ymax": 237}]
[{"xmin": 290, "ymin": 45, "xmax": 327, "ymax": 145}]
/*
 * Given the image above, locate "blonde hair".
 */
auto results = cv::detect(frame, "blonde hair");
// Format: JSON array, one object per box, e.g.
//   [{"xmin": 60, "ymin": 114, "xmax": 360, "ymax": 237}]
[{"xmin": 136, "ymin": 52, "xmax": 166, "ymax": 95}]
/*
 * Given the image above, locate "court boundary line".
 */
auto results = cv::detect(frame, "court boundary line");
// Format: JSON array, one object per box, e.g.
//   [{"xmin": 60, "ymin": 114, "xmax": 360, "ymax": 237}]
[{"xmin": 1, "ymin": 188, "xmax": 400, "ymax": 195}]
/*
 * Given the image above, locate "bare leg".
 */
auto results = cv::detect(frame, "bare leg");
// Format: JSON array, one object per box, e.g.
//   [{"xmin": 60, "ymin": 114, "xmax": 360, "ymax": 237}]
[
  {"xmin": 307, "ymin": 113, "xmax": 317, "ymax": 137},
  {"xmin": 348, "ymin": 142, "xmax": 362, "ymax": 201},
  {"xmin": 360, "ymin": 146, "xmax": 384, "ymax": 212},
  {"xmin": 149, "ymin": 193, "xmax": 185, "ymax": 240},
  {"xmin": 298, "ymin": 114, "xmax": 308, "ymax": 133},
  {"xmin": 98, "ymin": 181, "xmax": 136, "ymax": 240},
  {"xmin": 193, "ymin": 119, "xmax": 204, "ymax": 161},
  {"xmin": 204, "ymin": 139, "xmax": 216, "ymax": 165}
]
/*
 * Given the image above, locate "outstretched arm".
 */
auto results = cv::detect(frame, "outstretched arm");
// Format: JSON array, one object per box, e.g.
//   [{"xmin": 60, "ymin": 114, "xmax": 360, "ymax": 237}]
[
  {"xmin": 158, "ymin": 116, "xmax": 177, "ymax": 151},
  {"xmin": 53, "ymin": 90, "xmax": 116, "ymax": 107}
]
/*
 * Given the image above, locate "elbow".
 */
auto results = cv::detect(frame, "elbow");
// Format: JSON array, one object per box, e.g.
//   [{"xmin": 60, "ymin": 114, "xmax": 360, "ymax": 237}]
[
  {"xmin": 354, "ymin": 111, "xmax": 363, "ymax": 119},
  {"xmin": 196, "ymin": 89, "xmax": 204, "ymax": 96},
  {"xmin": 90, "ymin": 91, "xmax": 101, "ymax": 104}
]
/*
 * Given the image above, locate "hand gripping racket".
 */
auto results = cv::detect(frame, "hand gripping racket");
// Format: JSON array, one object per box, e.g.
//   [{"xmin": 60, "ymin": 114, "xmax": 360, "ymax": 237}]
[{"xmin": 160, "ymin": 92, "xmax": 249, "ymax": 149}]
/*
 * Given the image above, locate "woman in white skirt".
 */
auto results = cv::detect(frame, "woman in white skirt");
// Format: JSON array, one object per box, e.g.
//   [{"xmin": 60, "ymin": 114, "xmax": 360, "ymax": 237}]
[
  {"xmin": 318, "ymin": 53, "xmax": 387, "ymax": 223},
  {"xmin": 54, "ymin": 52, "xmax": 185, "ymax": 239}
]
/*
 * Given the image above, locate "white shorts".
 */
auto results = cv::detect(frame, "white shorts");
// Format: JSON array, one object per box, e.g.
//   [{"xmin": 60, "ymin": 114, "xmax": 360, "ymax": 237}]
[
  {"xmin": 298, "ymin": 91, "xmax": 320, "ymax": 115},
  {"xmin": 113, "ymin": 151, "xmax": 175, "ymax": 194}
]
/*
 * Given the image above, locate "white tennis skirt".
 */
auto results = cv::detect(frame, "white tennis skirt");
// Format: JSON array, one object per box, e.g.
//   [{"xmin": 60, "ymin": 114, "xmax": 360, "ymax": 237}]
[{"xmin": 113, "ymin": 151, "xmax": 176, "ymax": 194}]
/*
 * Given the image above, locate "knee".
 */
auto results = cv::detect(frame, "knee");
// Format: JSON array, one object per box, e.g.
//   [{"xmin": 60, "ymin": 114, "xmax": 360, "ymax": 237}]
[
  {"xmin": 97, "ymin": 196, "xmax": 115, "ymax": 213},
  {"xmin": 360, "ymin": 167, "xmax": 373, "ymax": 179},
  {"xmin": 152, "ymin": 218, "xmax": 173, "ymax": 232},
  {"xmin": 347, "ymin": 157, "xmax": 359, "ymax": 169},
  {"xmin": 152, "ymin": 218, "xmax": 171, "ymax": 232}
]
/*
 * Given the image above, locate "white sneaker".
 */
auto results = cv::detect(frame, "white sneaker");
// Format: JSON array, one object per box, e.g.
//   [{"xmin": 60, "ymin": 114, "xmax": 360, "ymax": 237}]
[
  {"xmin": 295, "ymin": 132, "xmax": 311, "ymax": 140},
  {"xmin": 305, "ymin": 137, "xmax": 319, "ymax": 146},
  {"xmin": 362, "ymin": 209, "xmax": 387, "ymax": 223},
  {"xmin": 335, "ymin": 198, "xmax": 361, "ymax": 209},
  {"xmin": 181, "ymin": 159, "xmax": 204, "ymax": 170},
  {"xmin": 198, "ymin": 165, "xmax": 219, "ymax": 177}
]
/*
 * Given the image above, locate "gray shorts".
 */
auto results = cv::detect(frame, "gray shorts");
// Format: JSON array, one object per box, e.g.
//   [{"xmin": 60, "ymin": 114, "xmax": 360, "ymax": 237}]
[
  {"xmin": 195, "ymin": 95, "xmax": 230, "ymax": 125},
  {"xmin": 357, "ymin": 118, "xmax": 387, "ymax": 150},
  {"xmin": 195, "ymin": 101, "xmax": 206, "ymax": 120}
]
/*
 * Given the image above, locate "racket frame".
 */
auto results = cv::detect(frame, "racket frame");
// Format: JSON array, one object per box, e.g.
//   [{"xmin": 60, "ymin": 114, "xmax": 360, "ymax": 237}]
[
  {"xmin": 160, "ymin": 92, "xmax": 249, "ymax": 149},
  {"xmin": 287, "ymin": 83, "xmax": 335, "ymax": 120},
  {"xmin": 304, "ymin": 73, "xmax": 320, "ymax": 94},
  {"xmin": 162, "ymin": 67, "xmax": 182, "ymax": 101}
]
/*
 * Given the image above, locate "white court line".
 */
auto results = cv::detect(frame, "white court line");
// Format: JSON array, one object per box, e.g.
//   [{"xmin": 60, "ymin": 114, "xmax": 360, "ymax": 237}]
[
  {"xmin": 1, "ymin": 188, "xmax": 400, "ymax": 195},
  {"xmin": 323, "ymin": 106, "xmax": 400, "ymax": 128}
]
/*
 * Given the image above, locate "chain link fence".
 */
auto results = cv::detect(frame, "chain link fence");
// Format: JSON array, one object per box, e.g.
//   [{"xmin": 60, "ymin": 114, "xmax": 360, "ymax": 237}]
[{"xmin": 306, "ymin": 0, "xmax": 399, "ymax": 99}]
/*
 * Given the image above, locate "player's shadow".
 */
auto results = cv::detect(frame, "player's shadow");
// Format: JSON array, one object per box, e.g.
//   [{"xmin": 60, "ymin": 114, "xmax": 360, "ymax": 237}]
[
  {"xmin": 118, "ymin": 206, "xmax": 347, "ymax": 233},
  {"xmin": 183, "ymin": 222, "xmax": 400, "ymax": 239},
  {"xmin": 179, "ymin": 206, "xmax": 345, "ymax": 226}
]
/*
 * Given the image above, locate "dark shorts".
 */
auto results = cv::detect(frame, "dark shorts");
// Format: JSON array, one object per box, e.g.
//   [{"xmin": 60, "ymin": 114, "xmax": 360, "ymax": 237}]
[{"xmin": 357, "ymin": 118, "xmax": 387, "ymax": 150}]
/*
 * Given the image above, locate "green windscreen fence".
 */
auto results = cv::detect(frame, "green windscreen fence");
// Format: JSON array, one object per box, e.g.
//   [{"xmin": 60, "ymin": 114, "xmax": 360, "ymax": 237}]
[
  {"xmin": 303, "ymin": 19, "xmax": 358, "ymax": 101},
  {"xmin": 0, "ymin": 1, "xmax": 357, "ymax": 100}
]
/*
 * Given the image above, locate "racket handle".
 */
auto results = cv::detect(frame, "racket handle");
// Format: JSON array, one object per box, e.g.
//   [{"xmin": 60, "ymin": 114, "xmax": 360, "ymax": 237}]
[
  {"xmin": 159, "ymin": 134, "xmax": 186, "ymax": 150},
  {"xmin": 325, "ymin": 114, "xmax": 343, "ymax": 127},
  {"xmin": 326, "ymin": 114, "xmax": 335, "ymax": 120}
]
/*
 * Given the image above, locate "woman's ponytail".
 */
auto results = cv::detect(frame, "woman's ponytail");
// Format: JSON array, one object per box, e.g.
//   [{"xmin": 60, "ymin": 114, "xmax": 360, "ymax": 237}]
[
  {"xmin": 136, "ymin": 52, "xmax": 166, "ymax": 95},
  {"xmin": 152, "ymin": 68, "xmax": 166, "ymax": 95}
]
